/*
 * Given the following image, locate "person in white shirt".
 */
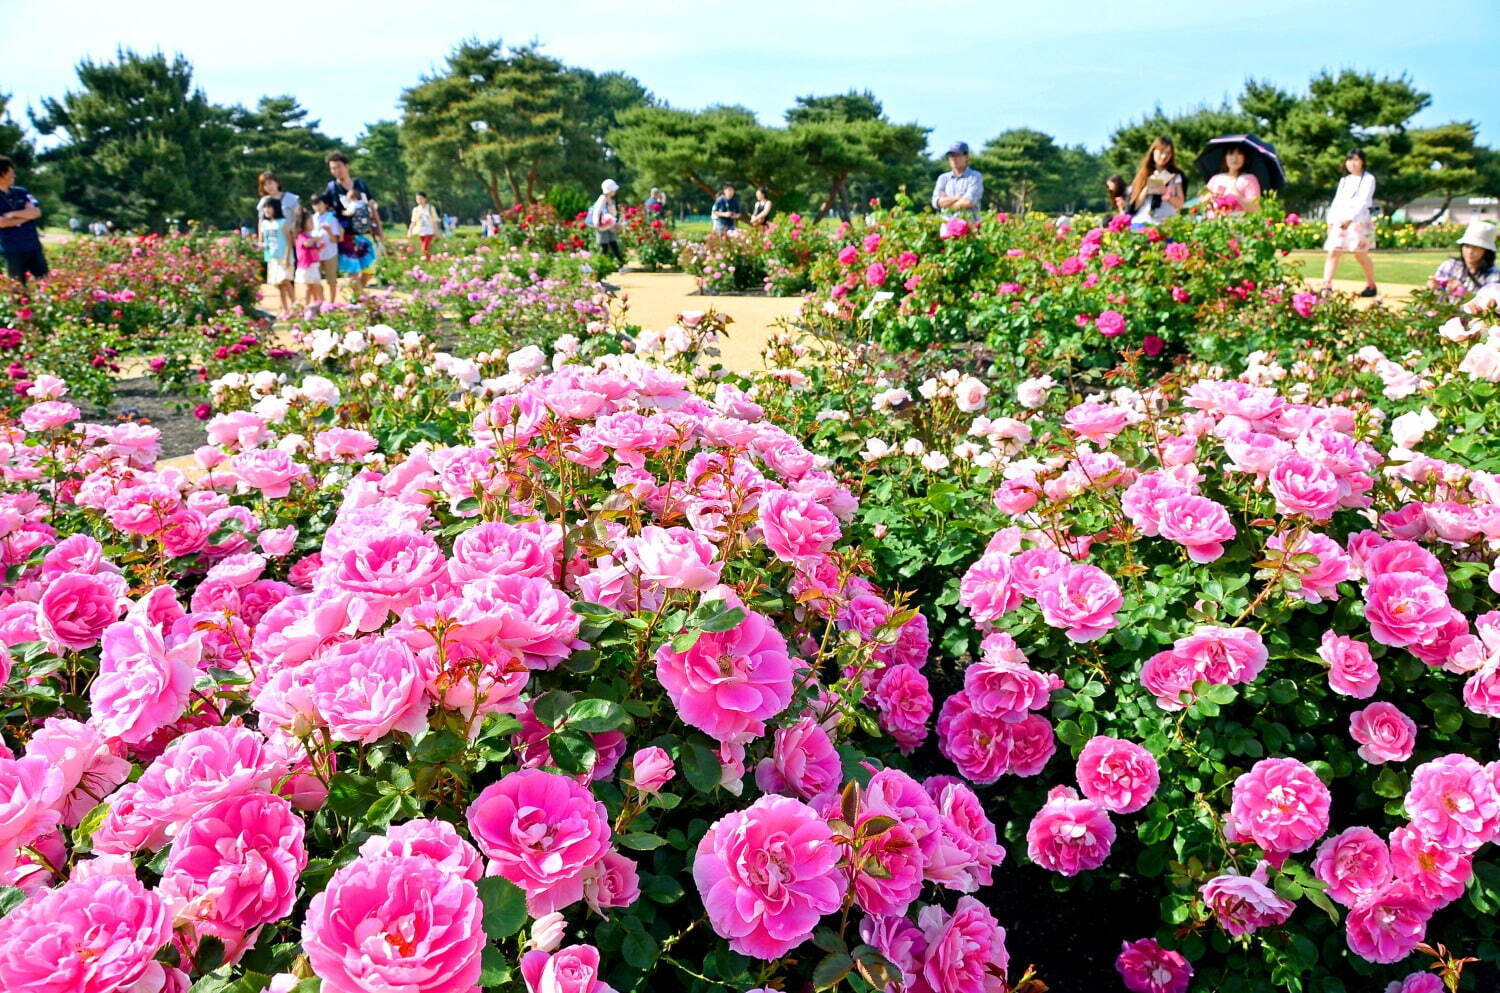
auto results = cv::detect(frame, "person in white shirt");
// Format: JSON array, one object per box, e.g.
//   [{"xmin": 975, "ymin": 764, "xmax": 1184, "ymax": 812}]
[
  {"xmin": 1320, "ymin": 149, "xmax": 1378, "ymax": 297},
  {"xmin": 408, "ymin": 192, "xmax": 441, "ymax": 257},
  {"xmin": 310, "ymin": 194, "xmax": 343, "ymax": 303}
]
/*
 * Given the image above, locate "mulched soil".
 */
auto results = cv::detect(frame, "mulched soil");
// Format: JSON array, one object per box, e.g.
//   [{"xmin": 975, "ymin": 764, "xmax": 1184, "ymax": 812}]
[{"xmin": 104, "ymin": 376, "xmax": 206, "ymax": 459}]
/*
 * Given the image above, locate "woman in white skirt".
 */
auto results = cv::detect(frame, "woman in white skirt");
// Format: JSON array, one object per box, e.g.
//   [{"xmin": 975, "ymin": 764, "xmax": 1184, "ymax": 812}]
[{"xmin": 1320, "ymin": 149, "xmax": 1378, "ymax": 297}]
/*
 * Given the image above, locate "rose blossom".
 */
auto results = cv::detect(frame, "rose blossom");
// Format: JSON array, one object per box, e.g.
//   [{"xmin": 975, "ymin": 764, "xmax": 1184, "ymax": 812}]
[
  {"xmin": 467, "ymin": 769, "xmax": 612, "ymax": 915},
  {"xmin": 23, "ymin": 717, "xmax": 131, "ymax": 826},
  {"xmin": 1320, "ymin": 631, "xmax": 1380, "ymax": 697},
  {"xmin": 849, "ymin": 813, "xmax": 924, "ymax": 916},
  {"xmin": 1312, "ymin": 826, "xmax": 1392, "ymax": 907},
  {"xmin": 1385, "ymin": 974, "xmax": 1444, "ymax": 993},
  {"xmin": 1349, "ymin": 702, "xmax": 1417, "ymax": 764},
  {"xmin": 918, "ymin": 896, "xmax": 1009, "ymax": 993},
  {"xmin": 303, "ymin": 853, "xmax": 483, "ymax": 993},
  {"xmin": 1268, "ymin": 454, "xmax": 1340, "ymax": 520},
  {"xmin": 1226, "ymin": 758, "xmax": 1331, "ymax": 862},
  {"xmin": 0, "ymin": 756, "xmax": 64, "ymax": 876},
  {"xmin": 873, "ymin": 663, "xmax": 933, "ymax": 754},
  {"xmin": 693, "ymin": 794, "xmax": 845, "ymax": 959},
  {"xmin": 1387, "ymin": 825, "xmax": 1472, "ymax": 909},
  {"xmin": 759, "ymin": 488, "xmax": 841, "ymax": 565},
  {"xmin": 754, "ymin": 717, "xmax": 841, "ymax": 800},
  {"xmin": 1344, "ymin": 881, "xmax": 1431, "ymax": 964},
  {"xmin": 1025, "ymin": 785, "xmax": 1115, "ymax": 876},
  {"xmin": 359, "ymin": 818, "xmax": 483, "ymax": 881},
  {"xmin": 1115, "ymin": 938, "xmax": 1193, "ymax": 993},
  {"xmin": 1364, "ymin": 573, "xmax": 1456, "ymax": 651},
  {"xmin": 1076, "ymin": 735, "xmax": 1160, "ymax": 814},
  {"xmin": 629, "ymin": 747, "xmax": 675, "ymax": 794},
  {"xmin": 1156, "ymin": 494, "xmax": 1236, "ymax": 563},
  {"xmin": 1200, "ymin": 861, "xmax": 1295, "ymax": 936},
  {"xmin": 621, "ymin": 525, "xmax": 721, "ymax": 591},
  {"xmin": 310, "ymin": 635, "xmax": 433, "ymax": 743},
  {"xmin": 1403, "ymin": 753, "xmax": 1499, "ymax": 853},
  {"xmin": 90, "ymin": 618, "xmax": 200, "ymax": 744},
  {"xmin": 39, "ymin": 570, "xmax": 124, "ymax": 650},
  {"xmin": 520, "ymin": 944, "xmax": 619, "ymax": 993},
  {"xmin": 1033, "ymin": 563, "xmax": 1122, "ymax": 642},
  {"xmin": 655, "ymin": 609, "xmax": 793, "ymax": 744},
  {"xmin": 581, "ymin": 851, "xmax": 641, "ymax": 916}
]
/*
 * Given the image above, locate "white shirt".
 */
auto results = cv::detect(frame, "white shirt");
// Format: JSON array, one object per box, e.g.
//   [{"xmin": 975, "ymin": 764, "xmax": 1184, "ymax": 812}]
[
  {"xmin": 313, "ymin": 213, "xmax": 342, "ymax": 261},
  {"xmin": 1328, "ymin": 173, "xmax": 1375, "ymax": 224}
]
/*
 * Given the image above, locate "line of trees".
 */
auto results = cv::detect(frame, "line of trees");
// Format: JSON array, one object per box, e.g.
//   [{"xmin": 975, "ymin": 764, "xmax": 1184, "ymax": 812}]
[{"xmin": 3, "ymin": 44, "xmax": 1496, "ymax": 233}]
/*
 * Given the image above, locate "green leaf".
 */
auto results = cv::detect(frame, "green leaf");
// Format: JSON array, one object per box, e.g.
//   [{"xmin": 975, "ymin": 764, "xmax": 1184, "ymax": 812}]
[
  {"xmin": 567, "ymin": 698, "xmax": 626, "ymax": 733},
  {"xmin": 698, "ymin": 606, "xmax": 746, "ymax": 633},
  {"xmin": 621, "ymin": 919, "xmax": 658, "ymax": 969},
  {"xmin": 327, "ymin": 773, "xmax": 378, "ymax": 819},
  {"xmin": 618, "ymin": 831, "xmax": 667, "ymax": 851},
  {"xmin": 479, "ymin": 943, "xmax": 510, "ymax": 986},
  {"xmin": 680, "ymin": 740, "xmax": 723, "ymax": 794},
  {"xmin": 477, "ymin": 877, "xmax": 528, "ymax": 940},
  {"xmin": 669, "ymin": 628, "xmax": 702, "ymax": 653},
  {"xmin": 549, "ymin": 729, "xmax": 597, "ymax": 776},
  {"xmin": 0, "ymin": 886, "xmax": 26, "ymax": 917},
  {"xmin": 411, "ymin": 729, "xmax": 466, "ymax": 764},
  {"xmin": 532, "ymin": 690, "xmax": 576, "ymax": 728},
  {"xmin": 813, "ymin": 952, "xmax": 855, "ymax": 990}
]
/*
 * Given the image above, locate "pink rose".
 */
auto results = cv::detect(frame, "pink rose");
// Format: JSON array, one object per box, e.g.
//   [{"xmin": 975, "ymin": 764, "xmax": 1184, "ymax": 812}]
[
  {"xmin": 20, "ymin": 399, "xmax": 81, "ymax": 432},
  {"xmin": 655, "ymin": 609, "xmax": 793, "ymax": 744},
  {"xmin": 1095, "ymin": 309, "xmax": 1126, "ymax": 337},
  {"xmin": 90, "ymin": 619, "xmax": 199, "ymax": 744},
  {"xmin": 963, "ymin": 657, "xmax": 1055, "ymax": 716},
  {"xmin": 1033, "ymin": 563, "xmax": 1122, "ymax": 642},
  {"xmin": 1200, "ymin": 861, "xmax": 1295, "ymax": 936},
  {"xmin": 1364, "ymin": 574, "xmax": 1456, "ymax": 651},
  {"xmin": 759, "ymin": 488, "xmax": 841, "ymax": 565},
  {"xmin": 1344, "ymin": 881, "xmax": 1430, "ymax": 964},
  {"xmin": 936, "ymin": 692, "xmax": 1014, "ymax": 784},
  {"xmin": 859, "ymin": 915, "xmax": 926, "ymax": 991},
  {"xmin": 924, "ymin": 778, "xmax": 1007, "ymax": 892},
  {"xmin": 873, "ymin": 663, "xmax": 932, "ymax": 753},
  {"xmin": 0, "ymin": 873, "xmax": 172, "ymax": 993},
  {"xmin": 865, "ymin": 261, "xmax": 887, "ymax": 286},
  {"xmin": 850, "ymin": 813, "xmax": 924, "ymax": 916},
  {"xmin": 313, "ymin": 427, "xmax": 378, "ymax": 462},
  {"xmin": 359, "ymin": 818, "xmax": 484, "ymax": 882},
  {"xmin": 23, "ymin": 717, "xmax": 130, "ymax": 826},
  {"xmin": 918, "ymin": 896, "xmax": 1009, "ymax": 993},
  {"xmin": 837, "ymin": 245, "xmax": 859, "ymax": 265},
  {"xmin": 1226, "ymin": 758, "xmax": 1331, "ymax": 863},
  {"xmin": 1115, "ymin": 938, "xmax": 1193, "ymax": 993},
  {"xmin": 959, "ymin": 551, "xmax": 1021, "ymax": 623},
  {"xmin": 450, "ymin": 520, "xmax": 561, "ymax": 583},
  {"xmin": 1388, "ymin": 825, "xmax": 1471, "ymax": 909},
  {"xmin": 629, "ymin": 747, "xmax": 675, "ymax": 794},
  {"xmin": 1403, "ymin": 753, "xmax": 1499, "ymax": 853},
  {"xmin": 160, "ymin": 791, "xmax": 307, "ymax": 936},
  {"xmin": 939, "ymin": 217, "xmax": 970, "ymax": 239},
  {"xmin": 1320, "ymin": 632, "xmax": 1380, "ymax": 697},
  {"xmin": 694, "ymin": 794, "xmax": 845, "ymax": 959},
  {"xmin": 1025, "ymin": 785, "xmax": 1115, "ymax": 876},
  {"xmin": 1313, "ymin": 826, "xmax": 1392, "ymax": 907},
  {"xmin": 310, "ymin": 636, "xmax": 433, "ymax": 743},
  {"xmin": 581, "ymin": 851, "xmax": 641, "ymax": 916},
  {"xmin": 468, "ymin": 770, "xmax": 612, "ymax": 915},
  {"xmin": 0, "ymin": 756, "xmax": 64, "ymax": 877},
  {"xmin": 520, "ymin": 944, "xmax": 619, "ymax": 993},
  {"xmin": 1076, "ymin": 735, "xmax": 1160, "ymax": 814},
  {"xmin": 1385, "ymin": 974, "xmax": 1444, "ymax": 993},
  {"xmin": 1268, "ymin": 454, "xmax": 1340, "ymax": 520},
  {"xmin": 231, "ymin": 448, "xmax": 309, "ymax": 498},
  {"xmin": 1156, "ymin": 494, "xmax": 1235, "ymax": 563},
  {"xmin": 456, "ymin": 575, "xmax": 583, "ymax": 670},
  {"xmin": 257, "ymin": 525, "xmax": 298, "ymax": 557},
  {"xmin": 754, "ymin": 716, "xmax": 841, "ymax": 800},
  {"xmin": 1063, "ymin": 401, "xmax": 1131, "ymax": 444},
  {"xmin": 332, "ymin": 531, "xmax": 447, "ymax": 629},
  {"xmin": 303, "ymin": 853, "xmax": 483, "ymax": 993},
  {"xmin": 1177, "ymin": 625, "xmax": 1269, "ymax": 685},
  {"xmin": 1349, "ymin": 702, "xmax": 1417, "ymax": 764},
  {"xmin": 39, "ymin": 570, "xmax": 124, "ymax": 650},
  {"xmin": 621, "ymin": 525, "xmax": 722, "ymax": 591}
]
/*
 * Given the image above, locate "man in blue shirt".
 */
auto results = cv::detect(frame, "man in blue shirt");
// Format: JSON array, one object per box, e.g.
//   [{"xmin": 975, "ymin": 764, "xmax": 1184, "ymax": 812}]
[
  {"xmin": 932, "ymin": 141, "xmax": 984, "ymax": 220},
  {"xmin": 711, "ymin": 183, "xmax": 743, "ymax": 234},
  {"xmin": 0, "ymin": 157, "xmax": 48, "ymax": 284}
]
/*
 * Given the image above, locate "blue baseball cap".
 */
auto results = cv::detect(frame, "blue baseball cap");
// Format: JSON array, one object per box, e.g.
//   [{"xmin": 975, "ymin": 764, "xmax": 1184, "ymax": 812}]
[{"xmin": 947, "ymin": 141, "xmax": 971, "ymax": 156}]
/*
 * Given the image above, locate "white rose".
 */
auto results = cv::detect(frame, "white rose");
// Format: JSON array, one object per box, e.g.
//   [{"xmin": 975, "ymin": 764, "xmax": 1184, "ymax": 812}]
[
  {"xmin": 507, "ymin": 344, "xmax": 547, "ymax": 376},
  {"xmin": 953, "ymin": 376, "xmax": 989, "ymax": 413},
  {"xmin": 1016, "ymin": 375, "xmax": 1056, "ymax": 409},
  {"xmin": 1390, "ymin": 408, "xmax": 1437, "ymax": 451}
]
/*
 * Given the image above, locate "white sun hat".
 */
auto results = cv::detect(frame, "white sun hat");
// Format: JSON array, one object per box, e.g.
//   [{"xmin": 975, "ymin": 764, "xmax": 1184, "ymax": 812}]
[
  {"xmin": 1459, "ymin": 217, "xmax": 1497, "ymax": 252},
  {"xmin": 601, "ymin": 179, "xmax": 620, "ymax": 194}
]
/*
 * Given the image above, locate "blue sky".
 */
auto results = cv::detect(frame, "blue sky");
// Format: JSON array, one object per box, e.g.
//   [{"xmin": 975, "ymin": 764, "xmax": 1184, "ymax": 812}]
[{"xmin": 3, "ymin": 0, "xmax": 1496, "ymax": 154}]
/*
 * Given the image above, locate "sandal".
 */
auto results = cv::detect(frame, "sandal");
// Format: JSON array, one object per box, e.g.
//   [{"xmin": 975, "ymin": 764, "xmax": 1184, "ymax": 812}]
[{"xmin": 1358, "ymin": 286, "xmax": 1377, "ymax": 298}]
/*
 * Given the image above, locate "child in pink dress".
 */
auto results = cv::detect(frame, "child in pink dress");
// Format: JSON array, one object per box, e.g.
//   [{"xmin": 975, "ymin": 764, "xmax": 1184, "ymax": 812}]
[{"xmin": 292, "ymin": 208, "xmax": 325, "ymax": 307}]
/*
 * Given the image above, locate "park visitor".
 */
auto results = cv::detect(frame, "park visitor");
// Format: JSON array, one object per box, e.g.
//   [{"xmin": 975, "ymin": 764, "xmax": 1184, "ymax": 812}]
[
  {"xmin": 0, "ymin": 155, "xmax": 48, "ymax": 284},
  {"xmin": 409, "ymin": 192, "xmax": 441, "ymax": 257},
  {"xmin": 1105, "ymin": 174, "xmax": 1129, "ymax": 214},
  {"xmin": 256, "ymin": 172, "xmax": 301, "ymax": 227},
  {"xmin": 325, "ymin": 152, "xmax": 378, "ymax": 294},
  {"xmin": 310, "ymin": 194, "xmax": 343, "ymax": 303},
  {"xmin": 932, "ymin": 141, "xmax": 983, "ymax": 219},
  {"xmin": 258, "ymin": 198, "xmax": 295, "ymax": 317},
  {"xmin": 1430, "ymin": 218, "xmax": 1500, "ymax": 305},
  {"xmin": 749, "ymin": 187, "xmax": 773, "ymax": 226},
  {"xmin": 338, "ymin": 187, "xmax": 380, "ymax": 295},
  {"xmin": 645, "ymin": 188, "xmax": 666, "ymax": 215},
  {"xmin": 1319, "ymin": 148, "xmax": 1378, "ymax": 297},
  {"xmin": 291, "ymin": 206, "xmax": 325, "ymax": 309},
  {"xmin": 1127, "ymin": 136, "xmax": 1186, "ymax": 226},
  {"xmin": 711, "ymin": 183, "xmax": 743, "ymax": 233},
  {"xmin": 1205, "ymin": 143, "xmax": 1261, "ymax": 215},
  {"xmin": 589, "ymin": 179, "xmax": 625, "ymax": 265}
]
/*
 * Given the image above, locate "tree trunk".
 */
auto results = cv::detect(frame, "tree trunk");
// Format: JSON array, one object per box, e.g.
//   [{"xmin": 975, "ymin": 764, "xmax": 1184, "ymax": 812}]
[
  {"xmin": 686, "ymin": 172, "xmax": 715, "ymax": 196},
  {"xmin": 525, "ymin": 157, "xmax": 541, "ymax": 204},
  {"xmin": 485, "ymin": 173, "xmax": 504, "ymax": 213},
  {"xmin": 501, "ymin": 165, "xmax": 524, "ymax": 207},
  {"xmin": 1410, "ymin": 192, "xmax": 1454, "ymax": 229}
]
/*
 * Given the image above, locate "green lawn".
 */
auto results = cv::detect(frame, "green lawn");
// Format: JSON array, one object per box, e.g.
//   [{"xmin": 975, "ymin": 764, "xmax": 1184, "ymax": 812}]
[{"xmin": 1286, "ymin": 249, "xmax": 1447, "ymax": 287}]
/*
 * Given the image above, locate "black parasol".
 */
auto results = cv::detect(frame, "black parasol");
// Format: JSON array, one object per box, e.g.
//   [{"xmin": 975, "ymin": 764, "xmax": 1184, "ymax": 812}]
[{"xmin": 1194, "ymin": 134, "xmax": 1285, "ymax": 193}]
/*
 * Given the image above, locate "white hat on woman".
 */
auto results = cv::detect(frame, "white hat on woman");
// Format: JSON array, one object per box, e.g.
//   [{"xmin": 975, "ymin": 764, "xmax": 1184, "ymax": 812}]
[
  {"xmin": 1459, "ymin": 218, "xmax": 1497, "ymax": 252},
  {"xmin": 601, "ymin": 179, "xmax": 620, "ymax": 194}
]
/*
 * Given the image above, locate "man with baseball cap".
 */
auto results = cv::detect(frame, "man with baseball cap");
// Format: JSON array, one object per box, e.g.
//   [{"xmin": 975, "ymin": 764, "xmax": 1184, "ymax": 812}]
[{"xmin": 932, "ymin": 141, "xmax": 984, "ymax": 220}]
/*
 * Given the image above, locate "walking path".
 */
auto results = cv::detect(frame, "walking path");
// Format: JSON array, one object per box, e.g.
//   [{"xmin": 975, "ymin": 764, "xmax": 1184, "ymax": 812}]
[{"xmin": 608, "ymin": 271, "xmax": 802, "ymax": 372}]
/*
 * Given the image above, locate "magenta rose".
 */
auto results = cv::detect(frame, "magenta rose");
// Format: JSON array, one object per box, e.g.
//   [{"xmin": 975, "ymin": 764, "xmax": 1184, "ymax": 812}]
[
  {"xmin": 303, "ymin": 853, "xmax": 483, "ymax": 993},
  {"xmin": 1076, "ymin": 735, "xmax": 1160, "ymax": 814},
  {"xmin": 1033, "ymin": 563, "xmax": 1122, "ymax": 642},
  {"xmin": 1226, "ymin": 758, "xmax": 1331, "ymax": 863},
  {"xmin": 90, "ymin": 618, "xmax": 199, "ymax": 745},
  {"xmin": 754, "ymin": 717, "xmax": 841, "ymax": 801},
  {"xmin": 39, "ymin": 570, "xmax": 124, "ymax": 650},
  {"xmin": 655, "ymin": 608, "xmax": 793, "ymax": 744},
  {"xmin": 1313, "ymin": 826, "xmax": 1392, "ymax": 907},
  {"xmin": 851, "ymin": 815, "xmax": 924, "ymax": 916},
  {"xmin": 1344, "ymin": 881, "xmax": 1431, "ymax": 964},
  {"xmin": 873, "ymin": 663, "xmax": 933, "ymax": 754},
  {"xmin": 694, "ymin": 794, "xmax": 845, "ymax": 959},
  {"xmin": 918, "ymin": 895, "xmax": 1009, "ymax": 993},
  {"xmin": 1200, "ymin": 861, "xmax": 1295, "ymax": 936},
  {"xmin": 1026, "ymin": 785, "xmax": 1115, "ymax": 876},
  {"xmin": 1388, "ymin": 825, "xmax": 1472, "ymax": 909},
  {"xmin": 467, "ymin": 769, "xmax": 612, "ymax": 915},
  {"xmin": 0, "ymin": 756, "xmax": 64, "ymax": 877},
  {"xmin": 1403, "ymin": 753, "xmax": 1499, "ymax": 853},
  {"xmin": 1095, "ymin": 309, "xmax": 1126, "ymax": 337},
  {"xmin": 1115, "ymin": 938, "xmax": 1193, "ymax": 993},
  {"xmin": 1349, "ymin": 702, "xmax": 1417, "ymax": 764}
]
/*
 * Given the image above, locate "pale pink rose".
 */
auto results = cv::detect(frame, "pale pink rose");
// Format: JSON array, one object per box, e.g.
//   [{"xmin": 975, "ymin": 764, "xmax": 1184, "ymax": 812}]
[
  {"xmin": 873, "ymin": 663, "xmax": 932, "ymax": 754},
  {"xmin": 1268, "ymin": 454, "xmax": 1340, "ymax": 520},
  {"xmin": 1063, "ymin": 401, "xmax": 1131, "ymax": 444},
  {"xmin": 1226, "ymin": 758, "xmax": 1331, "ymax": 863},
  {"xmin": 519, "ymin": 944, "xmax": 619, "ymax": 993},
  {"xmin": 621, "ymin": 525, "xmax": 722, "ymax": 591},
  {"xmin": 451, "ymin": 520, "xmax": 560, "ymax": 582},
  {"xmin": 629, "ymin": 747, "xmax": 675, "ymax": 794},
  {"xmin": 1313, "ymin": 826, "xmax": 1392, "ymax": 907},
  {"xmin": 257, "ymin": 526, "xmax": 298, "ymax": 557},
  {"xmin": 924, "ymin": 778, "xmax": 1007, "ymax": 892},
  {"xmin": 1016, "ymin": 375, "xmax": 1055, "ymax": 409},
  {"xmin": 231, "ymin": 448, "xmax": 309, "ymax": 498},
  {"xmin": 581, "ymin": 851, "xmax": 641, "ymax": 917},
  {"xmin": 1033, "ymin": 563, "xmax": 1122, "ymax": 642},
  {"xmin": 1076, "ymin": 735, "xmax": 1160, "ymax": 814},
  {"xmin": 1403, "ymin": 753, "xmax": 1499, "ymax": 853},
  {"xmin": 1200, "ymin": 860, "xmax": 1295, "ymax": 936},
  {"xmin": 206, "ymin": 410, "xmax": 270, "ymax": 449},
  {"xmin": 303, "ymin": 853, "xmax": 483, "ymax": 993},
  {"xmin": 1115, "ymin": 938, "xmax": 1193, "ymax": 993},
  {"xmin": 754, "ymin": 716, "xmax": 842, "ymax": 800},
  {"xmin": 0, "ymin": 872, "xmax": 172, "ymax": 993},
  {"xmin": 313, "ymin": 427, "xmax": 378, "ymax": 462},
  {"xmin": 918, "ymin": 896, "xmax": 1009, "ymax": 993},
  {"xmin": 1387, "ymin": 825, "xmax": 1472, "ymax": 909},
  {"xmin": 693, "ymin": 794, "xmax": 845, "ymax": 959},
  {"xmin": 90, "ymin": 619, "xmax": 199, "ymax": 744},
  {"xmin": 1026, "ymin": 785, "xmax": 1115, "ymax": 876},
  {"xmin": 953, "ymin": 376, "xmax": 989, "ymax": 413},
  {"xmin": 759, "ymin": 488, "xmax": 841, "ymax": 565},
  {"xmin": 0, "ymin": 756, "xmax": 65, "ymax": 877},
  {"xmin": 332, "ymin": 531, "xmax": 447, "ymax": 629},
  {"xmin": 1268, "ymin": 530, "xmax": 1351, "ymax": 603},
  {"xmin": 160, "ymin": 790, "xmax": 307, "ymax": 937},
  {"xmin": 1459, "ymin": 339, "xmax": 1500, "ymax": 381},
  {"xmin": 23, "ymin": 717, "xmax": 130, "ymax": 826},
  {"xmin": 359, "ymin": 818, "xmax": 483, "ymax": 881},
  {"xmin": 655, "ymin": 609, "xmax": 793, "ymax": 744},
  {"xmin": 959, "ymin": 551, "xmax": 1021, "ymax": 623},
  {"xmin": 1349, "ymin": 702, "xmax": 1417, "ymax": 764},
  {"xmin": 528, "ymin": 912, "xmax": 567, "ymax": 954},
  {"xmin": 38, "ymin": 570, "xmax": 124, "ymax": 650},
  {"xmin": 1156, "ymin": 493, "xmax": 1235, "ymax": 562},
  {"xmin": 1344, "ymin": 881, "xmax": 1431, "ymax": 964},
  {"xmin": 1320, "ymin": 631, "xmax": 1380, "ymax": 697},
  {"xmin": 1463, "ymin": 659, "xmax": 1500, "ymax": 716},
  {"xmin": 468, "ymin": 770, "xmax": 612, "ymax": 915},
  {"xmin": 127, "ymin": 724, "xmax": 278, "ymax": 847},
  {"xmin": 20, "ymin": 399, "xmax": 81, "ymax": 432},
  {"xmin": 311, "ymin": 636, "xmax": 433, "ymax": 743}
]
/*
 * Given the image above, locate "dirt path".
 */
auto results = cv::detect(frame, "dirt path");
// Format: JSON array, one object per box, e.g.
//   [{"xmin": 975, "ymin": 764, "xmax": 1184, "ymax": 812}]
[{"xmin": 609, "ymin": 271, "xmax": 803, "ymax": 372}]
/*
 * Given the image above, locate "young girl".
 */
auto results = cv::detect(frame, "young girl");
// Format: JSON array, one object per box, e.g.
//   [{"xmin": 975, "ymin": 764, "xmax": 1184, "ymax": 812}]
[
  {"xmin": 1320, "ymin": 149, "xmax": 1378, "ymax": 296},
  {"xmin": 337, "ymin": 188, "xmax": 379, "ymax": 297},
  {"xmin": 258, "ymin": 199, "xmax": 294, "ymax": 317},
  {"xmin": 292, "ymin": 207, "xmax": 325, "ymax": 309},
  {"xmin": 1104, "ymin": 174, "xmax": 1129, "ymax": 214},
  {"xmin": 1128, "ymin": 137, "xmax": 1187, "ymax": 226},
  {"xmin": 1205, "ymin": 144, "xmax": 1261, "ymax": 215}
]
